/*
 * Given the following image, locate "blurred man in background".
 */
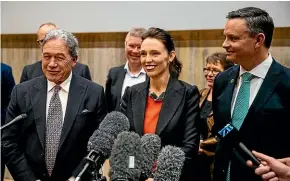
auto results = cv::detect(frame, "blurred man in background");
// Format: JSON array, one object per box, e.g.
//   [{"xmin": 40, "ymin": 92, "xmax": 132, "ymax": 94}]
[
  {"xmin": 105, "ymin": 27, "xmax": 147, "ymax": 112},
  {"xmin": 20, "ymin": 22, "xmax": 91, "ymax": 83}
]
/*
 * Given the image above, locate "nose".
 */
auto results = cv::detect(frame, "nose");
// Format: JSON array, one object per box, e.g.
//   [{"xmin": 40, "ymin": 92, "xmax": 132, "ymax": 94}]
[
  {"xmin": 48, "ymin": 58, "xmax": 58, "ymax": 68},
  {"xmin": 145, "ymin": 54, "xmax": 153, "ymax": 63},
  {"xmin": 222, "ymin": 38, "xmax": 230, "ymax": 49},
  {"xmin": 133, "ymin": 46, "xmax": 140, "ymax": 53},
  {"xmin": 207, "ymin": 71, "xmax": 214, "ymax": 77}
]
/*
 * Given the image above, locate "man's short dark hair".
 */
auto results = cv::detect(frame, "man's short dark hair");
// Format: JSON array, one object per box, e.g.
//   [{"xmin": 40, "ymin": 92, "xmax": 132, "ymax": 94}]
[{"xmin": 227, "ymin": 7, "xmax": 274, "ymax": 48}]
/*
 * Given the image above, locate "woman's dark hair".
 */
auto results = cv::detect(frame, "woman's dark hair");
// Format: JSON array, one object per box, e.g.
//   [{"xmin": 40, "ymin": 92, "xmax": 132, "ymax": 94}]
[
  {"xmin": 141, "ymin": 27, "xmax": 182, "ymax": 78},
  {"xmin": 206, "ymin": 52, "xmax": 234, "ymax": 70}
]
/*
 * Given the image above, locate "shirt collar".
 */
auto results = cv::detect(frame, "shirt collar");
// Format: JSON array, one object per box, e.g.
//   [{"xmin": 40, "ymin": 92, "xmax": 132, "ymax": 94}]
[
  {"xmin": 47, "ymin": 71, "xmax": 72, "ymax": 93},
  {"xmin": 124, "ymin": 61, "xmax": 146, "ymax": 77},
  {"xmin": 239, "ymin": 53, "xmax": 273, "ymax": 79}
]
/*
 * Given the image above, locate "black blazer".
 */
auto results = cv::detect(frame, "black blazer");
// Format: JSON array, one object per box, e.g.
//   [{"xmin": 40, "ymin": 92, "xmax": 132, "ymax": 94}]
[
  {"xmin": 105, "ymin": 64, "xmax": 126, "ymax": 112},
  {"xmin": 212, "ymin": 59, "xmax": 290, "ymax": 181},
  {"xmin": 105, "ymin": 64, "xmax": 148, "ymax": 112},
  {"xmin": 120, "ymin": 77, "xmax": 200, "ymax": 181},
  {"xmin": 1, "ymin": 63, "xmax": 15, "ymax": 125},
  {"xmin": 1, "ymin": 63, "xmax": 15, "ymax": 181},
  {"xmin": 1, "ymin": 75, "xmax": 107, "ymax": 181},
  {"xmin": 20, "ymin": 61, "xmax": 92, "ymax": 83}
]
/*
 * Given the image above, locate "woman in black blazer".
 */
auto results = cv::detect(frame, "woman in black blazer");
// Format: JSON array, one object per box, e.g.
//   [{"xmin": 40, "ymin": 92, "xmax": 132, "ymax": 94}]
[{"xmin": 120, "ymin": 27, "xmax": 200, "ymax": 181}]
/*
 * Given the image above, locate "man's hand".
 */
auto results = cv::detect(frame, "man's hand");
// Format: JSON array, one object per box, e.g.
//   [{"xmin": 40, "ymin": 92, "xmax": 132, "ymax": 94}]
[{"xmin": 246, "ymin": 151, "xmax": 290, "ymax": 181}]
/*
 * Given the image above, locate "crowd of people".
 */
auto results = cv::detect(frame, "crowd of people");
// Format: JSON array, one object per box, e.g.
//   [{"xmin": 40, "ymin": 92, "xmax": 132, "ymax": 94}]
[{"xmin": 1, "ymin": 6, "xmax": 290, "ymax": 181}]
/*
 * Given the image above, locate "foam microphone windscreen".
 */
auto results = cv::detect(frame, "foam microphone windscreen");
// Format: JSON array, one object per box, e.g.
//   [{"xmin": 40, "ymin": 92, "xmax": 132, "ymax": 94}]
[
  {"xmin": 110, "ymin": 131, "xmax": 142, "ymax": 181},
  {"xmin": 141, "ymin": 133, "xmax": 161, "ymax": 178},
  {"xmin": 87, "ymin": 111, "xmax": 130, "ymax": 158},
  {"xmin": 154, "ymin": 145, "xmax": 185, "ymax": 181}
]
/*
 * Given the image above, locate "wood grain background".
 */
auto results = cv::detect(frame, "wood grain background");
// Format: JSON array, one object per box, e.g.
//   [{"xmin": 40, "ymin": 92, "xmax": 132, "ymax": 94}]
[
  {"xmin": 2, "ymin": 28, "xmax": 289, "ymax": 90},
  {"xmin": 1, "ymin": 27, "xmax": 290, "ymax": 180}
]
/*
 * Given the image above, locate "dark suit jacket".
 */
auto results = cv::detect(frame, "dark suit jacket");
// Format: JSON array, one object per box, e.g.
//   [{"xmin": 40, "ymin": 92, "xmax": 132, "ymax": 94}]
[
  {"xmin": 1, "ymin": 63, "xmax": 15, "ymax": 181},
  {"xmin": 1, "ymin": 74, "xmax": 107, "ymax": 181},
  {"xmin": 1, "ymin": 63, "xmax": 15, "ymax": 125},
  {"xmin": 212, "ymin": 59, "xmax": 290, "ymax": 181},
  {"xmin": 20, "ymin": 61, "xmax": 91, "ymax": 83},
  {"xmin": 105, "ymin": 64, "xmax": 148, "ymax": 112},
  {"xmin": 120, "ymin": 77, "xmax": 200, "ymax": 181}
]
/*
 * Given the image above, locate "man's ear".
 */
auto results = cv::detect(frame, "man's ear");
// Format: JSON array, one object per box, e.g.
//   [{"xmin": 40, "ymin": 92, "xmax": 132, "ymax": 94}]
[
  {"xmin": 72, "ymin": 56, "xmax": 78, "ymax": 67},
  {"xmin": 255, "ymin": 33, "xmax": 265, "ymax": 49}
]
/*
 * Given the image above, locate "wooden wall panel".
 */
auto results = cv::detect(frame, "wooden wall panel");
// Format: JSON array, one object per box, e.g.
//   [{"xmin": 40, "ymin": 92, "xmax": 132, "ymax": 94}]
[
  {"xmin": 1, "ymin": 27, "xmax": 290, "ymax": 180},
  {"xmin": 1, "ymin": 28, "xmax": 290, "ymax": 90}
]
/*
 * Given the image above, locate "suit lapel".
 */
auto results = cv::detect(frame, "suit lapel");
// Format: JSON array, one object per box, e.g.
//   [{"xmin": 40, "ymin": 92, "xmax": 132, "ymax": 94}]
[
  {"xmin": 156, "ymin": 78, "xmax": 184, "ymax": 135},
  {"xmin": 58, "ymin": 75, "xmax": 86, "ymax": 150},
  {"xmin": 217, "ymin": 66, "xmax": 240, "ymax": 125},
  {"xmin": 31, "ymin": 76, "xmax": 47, "ymax": 150},
  {"xmin": 242, "ymin": 60, "xmax": 283, "ymax": 128},
  {"xmin": 132, "ymin": 80, "xmax": 149, "ymax": 135},
  {"xmin": 116, "ymin": 67, "xmax": 126, "ymax": 100}
]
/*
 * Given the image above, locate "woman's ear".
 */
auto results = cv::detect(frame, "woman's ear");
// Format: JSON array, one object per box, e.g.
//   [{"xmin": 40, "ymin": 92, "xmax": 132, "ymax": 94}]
[{"xmin": 169, "ymin": 51, "xmax": 176, "ymax": 63}]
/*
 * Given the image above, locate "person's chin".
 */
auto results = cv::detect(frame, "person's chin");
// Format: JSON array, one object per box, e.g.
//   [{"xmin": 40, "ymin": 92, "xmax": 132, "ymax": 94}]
[
  {"xmin": 226, "ymin": 55, "xmax": 236, "ymax": 63},
  {"xmin": 146, "ymin": 71, "xmax": 157, "ymax": 78},
  {"xmin": 207, "ymin": 83, "xmax": 213, "ymax": 88},
  {"xmin": 129, "ymin": 56, "xmax": 140, "ymax": 62}
]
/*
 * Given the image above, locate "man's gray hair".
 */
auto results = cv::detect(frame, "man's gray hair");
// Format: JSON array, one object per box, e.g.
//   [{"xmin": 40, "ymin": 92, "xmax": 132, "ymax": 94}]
[
  {"xmin": 42, "ymin": 29, "xmax": 79, "ymax": 59},
  {"xmin": 125, "ymin": 27, "xmax": 147, "ymax": 42}
]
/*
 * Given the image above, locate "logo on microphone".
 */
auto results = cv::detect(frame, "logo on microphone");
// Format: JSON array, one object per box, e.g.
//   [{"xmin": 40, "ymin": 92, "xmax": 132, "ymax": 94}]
[{"xmin": 218, "ymin": 124, "xmax": 234, "ymax": 137}]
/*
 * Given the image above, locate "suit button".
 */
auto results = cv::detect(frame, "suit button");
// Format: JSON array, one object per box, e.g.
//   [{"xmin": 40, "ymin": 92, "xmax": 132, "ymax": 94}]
[
  {"xmin": 222, "ymin": 169, "xmax": 225, "ymax": 173},
  {"xmin": 40, "ymin": 152, "xmax": 44, "ymax": 156},
  {"xmin": 42, "ymin": 173, "xmax": 47, "ymax": 177}
]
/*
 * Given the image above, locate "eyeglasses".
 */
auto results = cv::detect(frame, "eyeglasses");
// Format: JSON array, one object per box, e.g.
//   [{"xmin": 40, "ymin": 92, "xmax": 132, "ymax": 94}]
[
  {"xmin": 203, "ymin": 68, "xmax": 222, "ymax": 75},
  {"xmin": 37, "ymin": 39, "xmax": 44, "ymax": 45}
]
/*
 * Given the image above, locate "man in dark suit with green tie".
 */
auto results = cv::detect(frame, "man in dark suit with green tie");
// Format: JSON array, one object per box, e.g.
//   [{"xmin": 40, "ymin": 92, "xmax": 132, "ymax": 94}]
[{"xmin": 212, "ymin": 7, "xmax": 290, "ymax": 181}]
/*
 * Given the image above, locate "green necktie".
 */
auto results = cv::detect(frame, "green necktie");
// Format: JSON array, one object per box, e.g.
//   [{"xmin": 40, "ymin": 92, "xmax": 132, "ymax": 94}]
[{"xmin": 226, "ymin": 72, "xmax": 255, "ymax": 181}]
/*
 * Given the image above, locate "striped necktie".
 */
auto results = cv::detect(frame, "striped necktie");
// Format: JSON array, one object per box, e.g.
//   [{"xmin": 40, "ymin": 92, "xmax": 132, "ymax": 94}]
[{"xmin": 226, "ymin": 72, "xmax": 255, "ymax": 181}]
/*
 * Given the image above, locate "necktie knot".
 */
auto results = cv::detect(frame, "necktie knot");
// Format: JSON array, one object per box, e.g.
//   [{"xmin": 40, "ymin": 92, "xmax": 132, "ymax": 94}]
[
  {"xmin": 242, "ymin": 72, "xmax": 255, "ymax": 82},
  {"xmin": 54, "ymin": 85, "xmax": 62, "ymax": 94}
]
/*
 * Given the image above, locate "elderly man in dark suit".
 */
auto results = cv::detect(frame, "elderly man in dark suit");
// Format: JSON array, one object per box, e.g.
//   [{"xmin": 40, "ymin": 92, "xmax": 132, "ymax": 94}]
[
  {"xmin": 212, "ymin": 7, "xmax": 290, "ymax": 181},
  {"xmin": 105, "ymin": 27, "xmax": 147, "ymax": 112},
  {"xmin": 2, "ymin": 29, "xmax": 107, "ymax": 181},
  {"xmin": 1, "ymin": 62, "xmax": 15, "ymax": 181},
  {"xmin": 20, "ymin": 22, "xmax": 91, "ymax": 83}
]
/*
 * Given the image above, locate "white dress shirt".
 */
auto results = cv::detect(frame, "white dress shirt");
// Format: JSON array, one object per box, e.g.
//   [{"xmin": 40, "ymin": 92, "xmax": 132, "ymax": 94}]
[
  {"xmin": 46, "ymin": 71, "xmax": 72, "ymax": 123},
  {"xmin": 231, "ymin": 53, "xmax": 273, "ymax": 116},
  {"xmin": 121, "ymin": 61, "xmax": 146, "ymax": 97}
]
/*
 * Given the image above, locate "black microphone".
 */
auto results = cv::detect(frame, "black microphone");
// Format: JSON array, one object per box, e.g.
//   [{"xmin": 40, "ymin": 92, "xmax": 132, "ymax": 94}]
[
  {"xmin": 154, "ymin": 145, "xmax": 185, "ymax": 181},
  {"xmin": 109, "ymin": 131, "xmax": 142, "ymax": 181},
  {"xmin": 140, "ymin": 133, "xmax": 161, "ymax": 180},
  {"xmin": 216, "ymin": 123, "xmax": 261, "ymax": 166},
  {"xmin": 0, "ymin": 114, "xmax": 27, "ymax": 130},
  {"xmin": 75, "ymin": 111, "xmax": 130, "ymax": 181}
]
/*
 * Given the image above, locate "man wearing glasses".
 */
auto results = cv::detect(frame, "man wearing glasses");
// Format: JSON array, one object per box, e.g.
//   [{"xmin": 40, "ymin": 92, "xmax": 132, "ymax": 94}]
[{"xmin": 20, "ymin": 22, "xmax": 92, "ymax": 83}]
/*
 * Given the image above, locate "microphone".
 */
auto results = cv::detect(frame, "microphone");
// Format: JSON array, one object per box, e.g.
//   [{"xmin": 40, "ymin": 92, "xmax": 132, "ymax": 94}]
[
  {"xmin": 0, "ymin": 114, "xmax": 27, "ymax": 130},
  {"xmin": 154, "ymin": 145, "xmax": 185, "ymax": 181},
  {"xmin": 109, "ymin": 131, "xmax": 142, "ymax": 181},
  {"xmin": 216, "ymin": 123, "xmax": 261, "ymax": 166},
  {"xmin": 75, "ymin": 111, "xmax": 130, "ymax": 181},
  {"xmin": 140, "ymin": 134, "xmax": 161, "ymax": 180}
]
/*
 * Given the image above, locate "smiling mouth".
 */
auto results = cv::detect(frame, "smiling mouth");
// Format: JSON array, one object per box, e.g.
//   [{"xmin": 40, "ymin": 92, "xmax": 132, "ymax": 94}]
[
  {"xmin": 146, "ymin": 65, "xmax": 156, "ymax": 70},
  {"xmin": 48, "ymin": 71, "xmax": 60, "ymax": 75}
]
